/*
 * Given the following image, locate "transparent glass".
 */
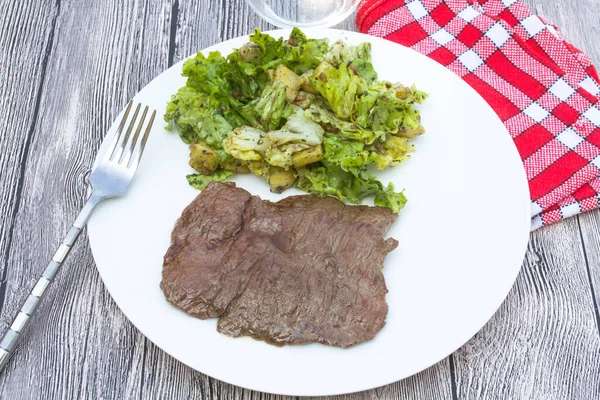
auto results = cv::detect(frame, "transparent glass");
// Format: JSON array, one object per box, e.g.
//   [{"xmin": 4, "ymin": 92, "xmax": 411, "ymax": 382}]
[{"xmin": 246, "ymin": 0, "xmax": 360, "ymax": 28}]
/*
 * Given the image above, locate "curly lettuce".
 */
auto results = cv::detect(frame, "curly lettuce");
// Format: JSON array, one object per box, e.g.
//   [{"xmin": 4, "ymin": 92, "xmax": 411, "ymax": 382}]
[
  {"xmin": 350, "ymin": 59, "xmax": 377, "ymax": 83},
  {"xmin": 307, "ymin": 103, "xmax": 385, "ymax": 144},
  {"xmin": 165, "ymin": 89, "xmax": 233, "ymax": 162},
  {"xmin": 358, "ymin": 83, "xmax": 427, "ymax": 134},
  {"xmin": 164, "ymin": 86, "xmax": 210, "ymax": 143},
  {"xmin": 323, "ymin": 134, "xmax": 414, "ymax": 172},
  {"xmin": 240, "ymin": 81, "xmax": 290, "ymax": 130},
  {"xmin": 248, "ymin": 27, "xmax": 328, "ymax": 74},
  {"xmin": 296, "ymin": 165, "xmax": 407, "ymax": 213},
  {"xmin": 310, "ymin": 63, "xmax": 427, "ymax": 136},
  {"xmin": 187, "ymin": 169, "xmax": 234, "ymax": 190},
  {"xmin": 369, "ymin": 135, "xmax": 414, "ymax": 170},
  {"xmin": 325, "ymin": 41, "xmax": 372, "ymax": 67},
  {"xmin": 310, "ymin": 63, "xmax": 366, "ymax": 120}
]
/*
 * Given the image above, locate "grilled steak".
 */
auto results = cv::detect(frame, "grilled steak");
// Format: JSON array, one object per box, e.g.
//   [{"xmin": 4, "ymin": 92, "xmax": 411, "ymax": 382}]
[{"xmin": 161, "ymin": 182, "xmax": 398, "ymax": 347}]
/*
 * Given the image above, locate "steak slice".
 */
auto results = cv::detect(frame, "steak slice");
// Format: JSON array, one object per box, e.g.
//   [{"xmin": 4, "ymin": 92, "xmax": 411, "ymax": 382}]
[
  {"xmin": 161, "ymin": 182, "xmax": 398, "ymax": 347},
  {"xmin": 161, "ymin": 182, "xmax": 254, "ymax": 318}
]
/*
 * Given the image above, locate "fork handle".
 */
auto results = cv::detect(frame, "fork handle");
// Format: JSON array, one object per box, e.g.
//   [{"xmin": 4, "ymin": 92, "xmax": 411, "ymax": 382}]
[{"xmin": 0, "ymin": 190, "xmax": 104, "ymax": 372}]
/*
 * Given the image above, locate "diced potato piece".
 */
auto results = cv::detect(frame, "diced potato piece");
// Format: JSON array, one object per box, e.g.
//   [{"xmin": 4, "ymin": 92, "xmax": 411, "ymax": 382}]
[
  {"xmin": 189, "ymin": 141, "xmax": 218, "ymax": 175},
  {"xmin": 221, "ymin": 158, "xmax": 250, "ymax": 173},
  {"xmin": 273, "ymin": 64, "xmax": 303, "ymax": 102},
  {"xmin": 292, "ymin": 145, "xmax": 323, "ymax": 168},
  {"xmin": 311, "ymin": 61, "xmax": 334, "ymax": 81},
  {"xmin": 286, "ymin": 88, "xmax": 300, "ymax": 104},
  {"xmin": 274, "ymin": 64, "xmax": 303, "ymax": 87},
  {"xmin": 269, "ymin": 166, "xmax": 296, "ymax": 193}
]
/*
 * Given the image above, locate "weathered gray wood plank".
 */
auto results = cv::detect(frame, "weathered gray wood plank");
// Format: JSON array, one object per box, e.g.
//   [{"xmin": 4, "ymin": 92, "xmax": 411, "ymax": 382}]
[
  {"xmin": 172, "ymin": 0, "xmax": 273, "ymax": 65},
  {"xmin": 453, "ymin": 219, "xmax": 600, "ymax": 399},
  {"xmin": 552, "ymin": 0, "xmax": 600, "ymax": 390},
  {"xmin": 545, "ymin": 0, "xmax": 600, "ymax": 358},
  {"xmin": 0, "ymin": 0, "xmax": 60, "ymax": 313},
  {"xmin": 308, "ymin": 360, "xmax": 453, "ymax": 400},
  {"xmin": 0, "ymin": 0, "xmax": 172, "ymax": 398},
  {"xmin": 578, "ymin": 213, "xmax": 600, "ymax": 344}
]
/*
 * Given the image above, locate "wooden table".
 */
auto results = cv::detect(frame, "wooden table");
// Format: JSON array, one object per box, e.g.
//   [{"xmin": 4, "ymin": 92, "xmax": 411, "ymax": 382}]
[{"xmin": 1, "ymin": 0, "xmax": 599, "ymax": 398}]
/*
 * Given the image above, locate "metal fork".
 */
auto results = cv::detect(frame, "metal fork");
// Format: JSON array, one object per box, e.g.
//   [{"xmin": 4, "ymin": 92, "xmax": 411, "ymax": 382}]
[{"xmin": 0, "ymin": 101, "xmax": 156, "ymax": 371}]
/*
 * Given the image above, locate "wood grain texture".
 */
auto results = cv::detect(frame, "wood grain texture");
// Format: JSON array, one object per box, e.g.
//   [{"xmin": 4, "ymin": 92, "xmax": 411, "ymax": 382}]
[
  {"xmin": 545, "ymin": 0, "xmax": 600, "ymax": 361},
  {"xmin": 0, "ymin": 0, "xmax": 599, "ymax": 399},
  {"xmin": 453, "ymin": 219, "xmax": 600, "ymax": 399},
  {"xmin": 0, "ymin": 0, "xmax": 60, "ymax": 312},
  {"xmin": 0, "ymin": 0, "xmax": 172, "ymax": 398}
]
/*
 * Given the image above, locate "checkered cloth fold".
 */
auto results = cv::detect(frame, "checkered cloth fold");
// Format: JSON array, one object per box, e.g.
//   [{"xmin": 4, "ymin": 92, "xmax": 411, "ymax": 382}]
[{"xmin": 357, "ymin": 0, "xmax": 600, "ymax": 229}]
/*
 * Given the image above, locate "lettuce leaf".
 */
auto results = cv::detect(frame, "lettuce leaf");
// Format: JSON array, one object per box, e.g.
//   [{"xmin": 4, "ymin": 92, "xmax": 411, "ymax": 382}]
[
  {"xmin": 322, "ymin": 135, "xmax": 370, "ymax": 171},
  {"xmin": 307, "ymin": 103, "xmax": 385, "ymax": 144},
  {"xmin": 241, "ymin": 81, "xmax": 290, "ymax": 130},
  {"xmin": 195, "ymin": 112, "xmax": 235, "ymax": 162},
  {"xmin": 362, "ymin": 83, "xmax": 428, "ymax": 133},
  {"xmin": 182, "ymin": 51, "xmax": 230, "ymax": 97},
  {"xmin": 350, "ymin": 59, "xmax": 377, "ymax": 83},
  {"xmin": 324, "ymin": 41, "xmax": 372, "ymax": 67},
  {"xmin": 164, "ymin": 86, "xmax": 210, "ymax": 143},
  {"xmin": 187, "ymin": 169, "xmax": 233, "ymax": 190},
  {"xmin": 369, "ymin": 135, "xmax": 414, "ymax": 170},
  {"xmin": 308, "ymin": 60, "xmax": 426, "ymax": 136},
  {"xmin": 183, "ymin": 50, "xmax": 264, "ymax": 103},
  {"xmin": 296, "ymin": 164, "xmax": 407, "ymax": 212},
  {"xmin": 309, "ymin": 63, "xmax": 366, "ymax": 120},
  {"xmin": 373, "ymin": 181, "xmax": 407, "ymax": 212},
  {"xmin": 248, "ymin": 28, "xmax": 328, "ymax": 75},
  {"xmin": 168, "ymin": 50, "xmax": 265, "ymax": 132},
  {"xmin": 164, "ymin": 87, "xmax": 233, "ymax": 161},
  {"xmin": 323, "ymin": 134, "xmax": 413, "ymax": 171},
  {"xmin": 225, "ymin": 51, "xmax": 265, "ymax": 100}
]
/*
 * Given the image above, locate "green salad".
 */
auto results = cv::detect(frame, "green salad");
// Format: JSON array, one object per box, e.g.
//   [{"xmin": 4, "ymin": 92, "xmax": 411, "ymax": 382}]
[{"xmin": 165, "ymin": 28, "xmax": 427, "ymax": 212}]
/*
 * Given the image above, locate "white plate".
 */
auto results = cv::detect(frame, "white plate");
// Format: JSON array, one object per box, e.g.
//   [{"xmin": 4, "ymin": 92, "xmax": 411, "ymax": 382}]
[{"xmin": 87, "ymin": 29, "xmax": 530, "ymax": 396}]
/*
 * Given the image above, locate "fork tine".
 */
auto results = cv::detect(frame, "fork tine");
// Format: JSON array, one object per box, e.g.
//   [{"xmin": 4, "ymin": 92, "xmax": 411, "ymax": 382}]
[
  {"xmin": 128, "ymin": 110, "xmax": 156, "ymax": 169},
  {"xmin": 119, "ymin": 106, "xmax": 148, "ymax": 165},
  {"xmin": 104, "ymin": 101, "xmax": 133, "ymax": 161},
  {"xmin": 140, "ymin": 111, "xmax": 156, "ymax": 152},
  {"xmin": 111, "ymin": 103, "xmax": 141, "ymax": 161}
]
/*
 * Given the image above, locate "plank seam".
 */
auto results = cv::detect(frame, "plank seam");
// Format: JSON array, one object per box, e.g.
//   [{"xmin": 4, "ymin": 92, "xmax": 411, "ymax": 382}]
[
  {"xmin": 139, "ymin": 338, "xmax": 148, "ymax": 400},
  {"xmin": 76, "ymin": 278, "xmax": 97, "ymax": 399},
  {"xmin": 167, "ymin": 0, "xmax": 179, "ymax": 67},
  {"xmin": 448, "ymin": 354, "xmax": 458, "ymax": 400},
  {"xmin": 0, "ymin": 0, "xmax": 62, "ymax": 316},
  {"xmin": 577, "ymin": 216, "xmax": 600, "ymax": 340}
]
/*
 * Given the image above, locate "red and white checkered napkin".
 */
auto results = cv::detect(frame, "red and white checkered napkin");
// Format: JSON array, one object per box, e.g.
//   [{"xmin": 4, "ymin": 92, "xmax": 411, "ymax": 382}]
[{"xmin": 357, "ymin": 0, "xmax": 600, "ymax": 229}]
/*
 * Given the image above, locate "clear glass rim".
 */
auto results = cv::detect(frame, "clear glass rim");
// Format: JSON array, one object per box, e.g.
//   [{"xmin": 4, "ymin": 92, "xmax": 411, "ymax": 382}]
[{"xmin": 245, "ymin": 0, "xmax": 359, "ymax": 29}]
